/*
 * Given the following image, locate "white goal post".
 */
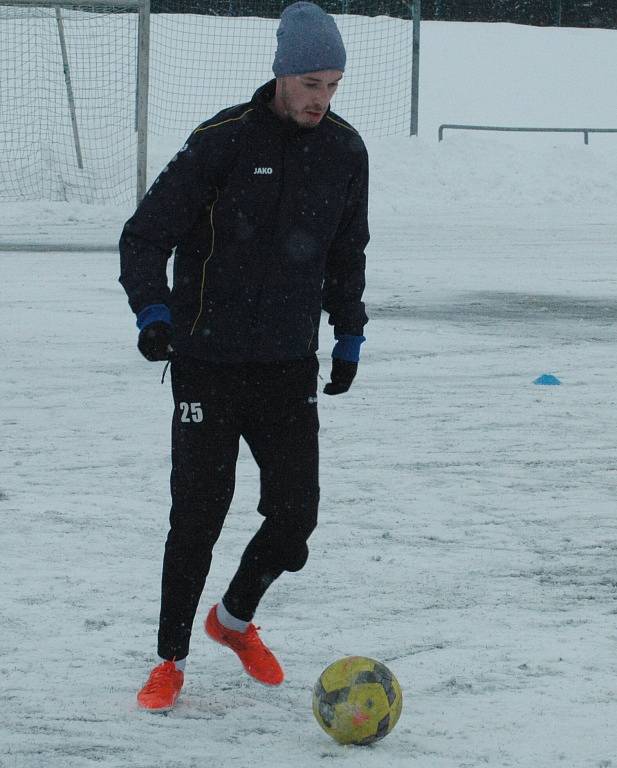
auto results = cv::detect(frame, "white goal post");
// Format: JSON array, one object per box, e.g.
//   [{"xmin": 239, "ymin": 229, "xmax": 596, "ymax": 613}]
[{"xmin": 0, "ymin": 0, "xmax": 149, "ymax": 205}]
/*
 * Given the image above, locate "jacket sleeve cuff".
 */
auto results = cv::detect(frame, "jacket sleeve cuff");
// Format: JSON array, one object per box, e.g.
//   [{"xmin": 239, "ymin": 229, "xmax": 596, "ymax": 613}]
[
  {"xmin": 136, "ymin": 304, "xmax": 171, "ymax": 330},
  {"xmin": 332, "ymin": 334, "xmax": 365, "ymax": 363}
]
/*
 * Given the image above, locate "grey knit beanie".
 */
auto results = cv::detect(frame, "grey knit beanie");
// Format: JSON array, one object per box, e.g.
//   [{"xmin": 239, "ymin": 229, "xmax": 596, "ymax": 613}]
[{"xmin": 272, "ymin": 2, "xmax": 346, "ymax": 77}]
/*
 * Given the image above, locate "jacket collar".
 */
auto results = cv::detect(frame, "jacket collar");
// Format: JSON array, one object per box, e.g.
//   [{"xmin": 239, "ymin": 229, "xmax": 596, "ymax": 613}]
[{"xmin": 251, "ymin": 79, "xmax": 331, "ymax": 137}]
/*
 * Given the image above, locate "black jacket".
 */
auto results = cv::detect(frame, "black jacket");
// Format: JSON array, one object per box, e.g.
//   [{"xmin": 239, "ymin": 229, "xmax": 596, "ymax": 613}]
[{"xmin": 119, "ymin": 80, "xmax": 369, "ymax": 363}]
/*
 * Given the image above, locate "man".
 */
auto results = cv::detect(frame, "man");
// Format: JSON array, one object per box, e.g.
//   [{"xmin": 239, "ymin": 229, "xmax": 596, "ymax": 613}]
[{"xmin": 119, "ymin": 1, "xmax": 369, "ymax": 712}]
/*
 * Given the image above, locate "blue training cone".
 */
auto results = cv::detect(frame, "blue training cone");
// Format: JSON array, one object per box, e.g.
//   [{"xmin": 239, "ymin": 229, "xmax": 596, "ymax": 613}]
[{"xmin": 533, "ymin": 373, "xmax": 561, "ymax": 386}]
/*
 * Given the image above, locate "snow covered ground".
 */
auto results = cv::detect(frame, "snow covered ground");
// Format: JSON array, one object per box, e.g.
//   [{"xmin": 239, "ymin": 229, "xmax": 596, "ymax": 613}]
[{"xmin": 2, "ymin": 19, "xmax": 617, "ymax": 768}]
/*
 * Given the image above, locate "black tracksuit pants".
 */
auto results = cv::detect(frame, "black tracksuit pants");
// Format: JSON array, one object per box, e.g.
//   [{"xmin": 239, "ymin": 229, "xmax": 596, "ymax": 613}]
[{"xmin": 158, "ymin": 354, "xmax": 320, "ymax": 661}]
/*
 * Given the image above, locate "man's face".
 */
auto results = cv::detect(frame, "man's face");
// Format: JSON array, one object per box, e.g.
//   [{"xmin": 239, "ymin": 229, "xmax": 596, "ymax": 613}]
[{"xmin": 275, "ymin": 70, "xmax": 343, "ymax": 128}]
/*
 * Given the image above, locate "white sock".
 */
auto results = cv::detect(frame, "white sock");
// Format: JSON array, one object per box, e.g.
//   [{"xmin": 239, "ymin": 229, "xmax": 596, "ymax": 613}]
[
  {"xmin": 216, "ymin": 601, "xmax": 249, "ymax": 633},
  {"xmin": 160, "ymin": 656, "xmax": 186, "ymax": 672}
]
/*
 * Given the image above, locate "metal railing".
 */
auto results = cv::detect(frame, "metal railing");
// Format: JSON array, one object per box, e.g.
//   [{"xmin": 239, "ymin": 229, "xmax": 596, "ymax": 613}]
[{"xmin": 438, "ymin": 124, "xmax": 617, "ymax": 145}]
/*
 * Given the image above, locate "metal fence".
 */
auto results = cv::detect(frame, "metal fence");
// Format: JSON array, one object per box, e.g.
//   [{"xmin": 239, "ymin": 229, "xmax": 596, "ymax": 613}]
[{"xmin": 438, "ymin": 124, "xmax": 617, "ymax": 145}]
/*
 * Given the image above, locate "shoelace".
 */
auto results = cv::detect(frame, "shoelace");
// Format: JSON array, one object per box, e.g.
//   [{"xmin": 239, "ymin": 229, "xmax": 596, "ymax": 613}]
[
  {"xmin": 223, "ymin": 624, "xmax": 265, "ymax": 651},
  {"xmin": 245, "ymin": 626, "xmax": 276, "ymax": 658},
  {"xmin": 142, "ymin": 663, "xmax": 176, "ymax": 693}
]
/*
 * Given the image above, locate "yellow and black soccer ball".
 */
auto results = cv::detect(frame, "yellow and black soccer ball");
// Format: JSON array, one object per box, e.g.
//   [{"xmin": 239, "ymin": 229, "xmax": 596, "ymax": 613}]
[{"xmin": 312, "ymin": 656, "xmax": 403, "ymax": 746}]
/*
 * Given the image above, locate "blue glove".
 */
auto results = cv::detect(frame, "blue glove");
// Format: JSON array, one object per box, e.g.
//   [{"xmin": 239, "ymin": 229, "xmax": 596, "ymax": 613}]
[
  {"xmin": 136, "ymin": 304, "xmax": 172, "ymax": 362},
  {"xmin": 323, "ymin": 334, "xmax": 365, "ymax": 396}
]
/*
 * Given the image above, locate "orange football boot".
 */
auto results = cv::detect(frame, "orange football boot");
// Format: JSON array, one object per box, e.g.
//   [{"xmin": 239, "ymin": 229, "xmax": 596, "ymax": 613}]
[
  {"xmin": 137, "ymin": 660, "xmax": 184, "ymax": 711},
  {"xmin": 205, "ymin": 604, "xmax": 284, "ymax": 686}
]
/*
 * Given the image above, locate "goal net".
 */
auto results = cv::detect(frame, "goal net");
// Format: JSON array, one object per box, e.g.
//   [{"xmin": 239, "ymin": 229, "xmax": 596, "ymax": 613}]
[
  {"xmin": 147, "ymin": 0, "xmax": 416, "ymax": 141},
  {"xmin": 0, "ymin": 0, "xmax": 148, "ymax": 204},
  {"xmin": 1, "ymin": 0, "xmax": 417, "ymax": 204}
]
